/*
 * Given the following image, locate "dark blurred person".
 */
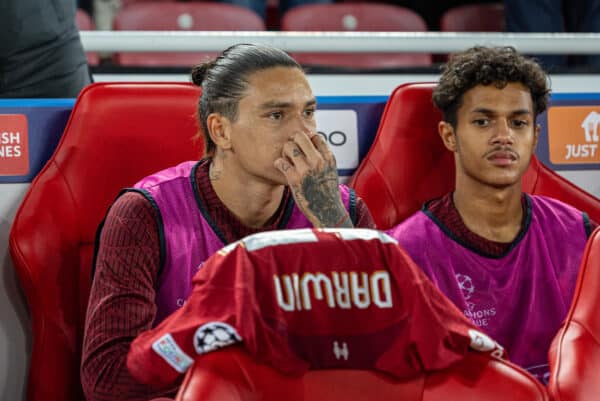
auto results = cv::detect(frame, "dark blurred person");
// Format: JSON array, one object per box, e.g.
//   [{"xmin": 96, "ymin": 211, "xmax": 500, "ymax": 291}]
[
  {"xmin": 0, "ymin": 0, "xmax": 91, "ymax": 98},
  {"xmin": 504, "ymin": 0, "xmax": 600, "ymax": 68}
]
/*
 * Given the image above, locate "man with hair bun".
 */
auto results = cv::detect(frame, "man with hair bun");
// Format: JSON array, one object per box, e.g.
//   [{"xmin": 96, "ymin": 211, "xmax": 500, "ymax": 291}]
[
  {"xmin": 388, "ymin": 46, "xmax": 597, "ymax": 383},
  {"xmin": 81, "ymin": 43, "xmax": 374, "ymax": 401}
]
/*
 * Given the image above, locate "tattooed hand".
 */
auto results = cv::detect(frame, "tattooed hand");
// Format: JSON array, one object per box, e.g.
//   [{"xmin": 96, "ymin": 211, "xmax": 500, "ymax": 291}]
[{"xmin": 274, "ymin": 132, "xmax": 352, "ymax": 228}]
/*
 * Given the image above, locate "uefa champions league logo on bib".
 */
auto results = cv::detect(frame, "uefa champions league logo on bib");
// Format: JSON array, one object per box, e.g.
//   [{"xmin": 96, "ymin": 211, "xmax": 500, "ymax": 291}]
[
  {"xmin": 456, "ymin": 273, "xmax": 477, "ymax": 312},
  {"xmin": 456, "ymin": 274, "xmax": 474, "ymax": 300}
]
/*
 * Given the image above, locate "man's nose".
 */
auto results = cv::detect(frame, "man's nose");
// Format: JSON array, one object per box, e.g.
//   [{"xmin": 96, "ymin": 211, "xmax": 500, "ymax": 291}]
[
  {"xmin": 491, "ymin": 119, "xmax": 514, "ymax": 145},
  {"xmin": 293, "ymin": 114, "xmax": 314, "ymax": 135}
]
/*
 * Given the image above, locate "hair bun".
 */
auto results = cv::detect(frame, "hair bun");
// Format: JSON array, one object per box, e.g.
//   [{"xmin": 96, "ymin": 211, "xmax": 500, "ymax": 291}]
[{"xmin": 191, "ymin": 60, "xmax": 215, "ymax": 86}]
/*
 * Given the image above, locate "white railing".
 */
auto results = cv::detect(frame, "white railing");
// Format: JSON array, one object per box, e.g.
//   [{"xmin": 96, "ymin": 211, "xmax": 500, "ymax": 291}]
[{"xmin": 80, "ymin": 31, "xmax": 600, "ymax": 54}]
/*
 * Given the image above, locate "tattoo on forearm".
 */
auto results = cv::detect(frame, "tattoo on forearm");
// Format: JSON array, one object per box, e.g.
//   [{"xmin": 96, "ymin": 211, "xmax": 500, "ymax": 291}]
[
  {"xmin": 333, "ymin": 213, "xmax": 353, "ymax": 228},
  {"xmin": 298, "ymin": 164, "xmax": 352, "ymax": 228}
]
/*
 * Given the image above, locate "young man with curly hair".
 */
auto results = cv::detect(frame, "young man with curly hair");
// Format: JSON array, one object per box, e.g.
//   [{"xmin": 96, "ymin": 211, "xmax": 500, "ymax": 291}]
[{"xmin": 388, "ymin": 46, "xmax": 597, "ymax": 382}]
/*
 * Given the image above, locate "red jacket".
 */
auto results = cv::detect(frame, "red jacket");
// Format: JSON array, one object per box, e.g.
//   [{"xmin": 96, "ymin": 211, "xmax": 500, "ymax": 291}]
[{"xmin": 127, "ymin": 228, "xmax": 504, "ymax": 388}]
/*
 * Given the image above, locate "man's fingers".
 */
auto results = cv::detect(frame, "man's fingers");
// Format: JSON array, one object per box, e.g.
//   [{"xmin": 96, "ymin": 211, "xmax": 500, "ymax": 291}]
[
  {"xmin": 310, "ymin": 132, "xmax": 334, "ymax": 162},
  {"xmin": 293, "ymin": 132, "xmax": 321, "ymax": 167},
  {"xmin": 282, "ymin": 140, "xmax": 311, "ymax": 171},
  {"xmin": 274, "ymin": 157, "xmax": 300, "ymax": 183}
]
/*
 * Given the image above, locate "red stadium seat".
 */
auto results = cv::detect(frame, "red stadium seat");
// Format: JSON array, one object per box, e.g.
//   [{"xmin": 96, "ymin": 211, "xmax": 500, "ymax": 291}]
[
  {"xmin": 75, "ymin": 8, "xmax": 100, "ymax": 65},
  {"xmin": 113, "ymin": 2, "xmax": 265, "ymax": 66},
  {"xmin": 349, "ymin": 82, "xmax": 600, "ymax": 229},
  {"xmin": 440, "ymin": 3, "xmax": 505, "ymax": 32},
  {"xmin": 174, "ymin": 346, "xmax": 548, "ymax": 401},
  {"xmin": 75, "ymin": 8, "xmax": 95, "ymax": 30},
  {"xmin": 548, "ymin": 227, "xmax": 600, "ymax": 401},
  {"xmin": 8, "ymin": 82, "xmax": 203, "ymax": 401},
  {"xmin": 122, "ymin": 0, "xmax": 173, "ymax": 6},
  {"xmin": 281, "ymin": 3, "xmax": 431, "ymax": 69}
]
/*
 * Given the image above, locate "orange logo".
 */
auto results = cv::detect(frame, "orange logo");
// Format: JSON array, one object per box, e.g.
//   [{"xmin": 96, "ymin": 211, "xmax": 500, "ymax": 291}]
[
  {"xmin": 548, "ymin": 106, "xmax": 600, "ymax": 164},
  {"xmin": 0, "ymin": 114, "xmax": 29, "ymax": 175}
]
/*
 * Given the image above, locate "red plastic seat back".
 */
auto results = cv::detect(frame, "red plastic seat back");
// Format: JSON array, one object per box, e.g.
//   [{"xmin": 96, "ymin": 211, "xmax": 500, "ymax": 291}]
[
  {"xmin": 113, "ymin": 2, "xmax": 265, "ymax": 66},
  {"xmin": 175, "ymin": 347, "xmax": 548, "ymax": 401},
  {"xmin": 9, "ymin": 82, "xmax": 202, "ymax": 401},
  {"xmin": 548, "ymin": 227, "xmax": 600, "ymax": 401},
  {"xmin": 440, "ymin": 3, "xmax": 505, "ymax": 32},
  {"xmin": 349, "ymin": 82, "xmax": 600, "ymax": 229},
  {"xmin": 281, "ymin": 3, "xmax": 431, "ymax": 69}
]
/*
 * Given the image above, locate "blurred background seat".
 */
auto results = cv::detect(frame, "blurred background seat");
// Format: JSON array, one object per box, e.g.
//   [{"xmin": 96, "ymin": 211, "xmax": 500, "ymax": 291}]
[
  {"xmin": 437, "ymin": 3, "xmax": 504, "ymax": 62},
  {"xmin": 121, "ymin": 0, "xmax": 173, "ymax": 6},
  {"xmin": 281, "ymin": 2, "xmax": 431, "ymax": 70},
  {"xmin": 440, "ymin": 2, "xmax": 505, "ymax": 32},
  {"xmin": 112, "ymin": 2, "xmax": 265, "ymax": 66}
]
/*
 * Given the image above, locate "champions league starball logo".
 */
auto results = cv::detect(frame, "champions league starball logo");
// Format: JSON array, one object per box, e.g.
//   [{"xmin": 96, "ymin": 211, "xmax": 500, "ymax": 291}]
[
  {"xmin": 193, "ymin": 322, "xmax": 242, "ymax": 355},
  {"xmin": 456, "ymin": 274, "xmax": 474, "ymax": 299},
  {"xmin": 456, "ymin": 273, "xmax": 476, "ymax": 311}
]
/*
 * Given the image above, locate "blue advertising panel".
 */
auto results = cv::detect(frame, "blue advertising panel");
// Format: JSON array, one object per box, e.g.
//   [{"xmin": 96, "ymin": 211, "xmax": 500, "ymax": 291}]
[
  {"xmin": 3, "ymin": 93, "xmax": 600, "ymax": 183},
  {"xmin": 316, "ymin": 96, "xmax": 387, "ymax": 177},
  {"xmin": 0, "ymin": 97, "xmax": 386, "ymax": 183},
  {"xmin": 0, "ymin": 99, "xmax": 75, "ymax": 183}
]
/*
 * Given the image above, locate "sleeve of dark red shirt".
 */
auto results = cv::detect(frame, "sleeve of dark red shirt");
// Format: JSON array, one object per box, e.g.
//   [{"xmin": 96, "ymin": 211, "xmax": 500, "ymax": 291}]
[
  {"xmin": 354, "ymin": 194, "xmax": 377, "ymax": 229},
  {"xmin": 81, "ymin": 192, "xmax": 179, "ymax": 401},
  {"xmin": 81, "ymin": 190, "xmax": 375, "ymax": 401},
  {"xmin": 587, "ymin": 218, "xmax": 598, "ymax": 237}
]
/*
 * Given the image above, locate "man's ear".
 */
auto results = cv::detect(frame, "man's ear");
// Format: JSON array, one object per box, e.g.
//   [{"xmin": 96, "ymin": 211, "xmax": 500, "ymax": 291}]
[
  {"xmin": 439, "ymin": 121, "xmax": 457, "ymax": 152},
  {"xmin": 206, "ymin": 113, "xmax": 232, "ymax": 150}
]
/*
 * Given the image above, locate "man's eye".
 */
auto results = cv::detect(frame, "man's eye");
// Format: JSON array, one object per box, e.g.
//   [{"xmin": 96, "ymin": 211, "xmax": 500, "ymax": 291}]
[
  {"xmin": 303, "ymin": 109, "xmax": 315, "ymax": 118},
  {"xmin": 269, "ymin": 111, "xmax": 283, "ymax": 120},
  {"xmin": 511, "ymin": 119, "xmax": 528, "ymax": 128},
  {"xmin": 473, "ymin": 119, "xmax": 489, "ymax": 126}
]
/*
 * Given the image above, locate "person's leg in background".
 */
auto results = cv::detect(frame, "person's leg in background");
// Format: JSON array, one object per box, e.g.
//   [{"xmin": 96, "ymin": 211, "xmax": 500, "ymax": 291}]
[
  {"xmin": 93, "ymin": 0, "xmax": 121, "ymax": 61},
  {"xmin": 0, "ymin": 37, "xmax": 91, "ymax": 98},
  {"xmin": 94, "ymin": 0, "xmax": 121, "ymax": 30},
  {"xmin": 504, "ymin": 0, "xmax": 566, "ymax": 69}
]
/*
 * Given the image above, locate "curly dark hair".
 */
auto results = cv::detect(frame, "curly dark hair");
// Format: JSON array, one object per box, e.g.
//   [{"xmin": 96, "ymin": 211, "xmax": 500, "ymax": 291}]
[{"xmin": 432, "ymin": 46, "xmax": 550, "ymax": 128}]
